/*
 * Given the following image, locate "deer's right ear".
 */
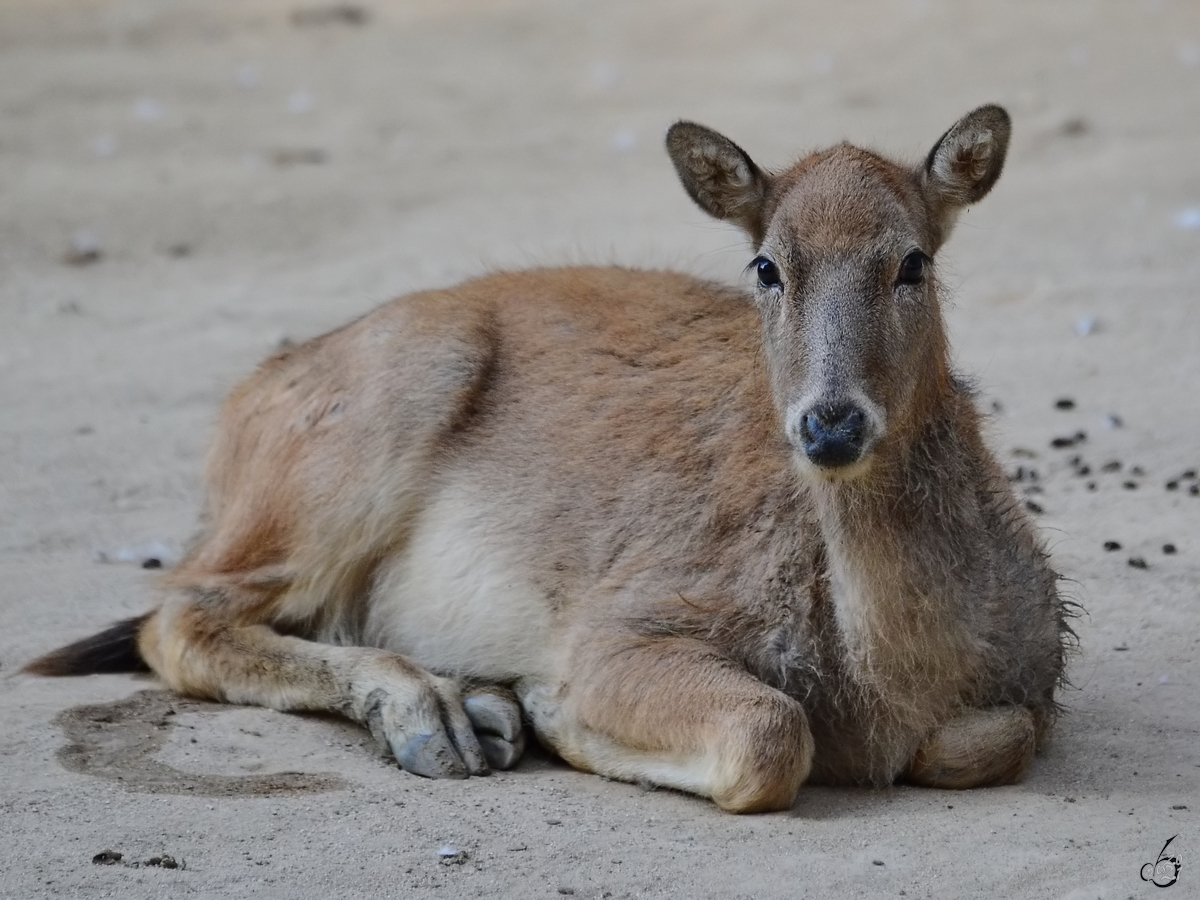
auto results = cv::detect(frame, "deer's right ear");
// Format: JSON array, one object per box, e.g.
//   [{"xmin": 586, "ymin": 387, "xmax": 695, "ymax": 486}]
[{"xmin": 666, "ymin": 122, "xmax": 770, "ymax": 245}]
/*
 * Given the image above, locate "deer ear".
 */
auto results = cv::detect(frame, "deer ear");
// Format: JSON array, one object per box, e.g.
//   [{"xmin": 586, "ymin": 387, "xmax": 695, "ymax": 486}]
[
  {"xmin": 924, "ymin": 105, "xmax": 1011, "ymax": 210},
  {"xmin": 666, "ymin": 121, "xmax": 770, "ymax": 244}
]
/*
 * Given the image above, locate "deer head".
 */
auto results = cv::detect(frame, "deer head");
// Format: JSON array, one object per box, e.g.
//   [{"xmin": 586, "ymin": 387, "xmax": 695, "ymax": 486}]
[{"xmin": 667, "ymin": 105, "xmax": 1010, "ymax": 479}]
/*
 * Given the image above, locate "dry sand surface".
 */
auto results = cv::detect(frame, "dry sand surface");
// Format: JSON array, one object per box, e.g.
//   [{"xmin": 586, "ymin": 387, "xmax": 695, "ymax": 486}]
[{"xmin": 2, "ymin": 1, "xmax": 1198, "ymax": 897}]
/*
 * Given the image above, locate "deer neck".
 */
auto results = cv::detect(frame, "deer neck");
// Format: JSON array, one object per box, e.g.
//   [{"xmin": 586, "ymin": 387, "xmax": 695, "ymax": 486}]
[{"xmin": 806, "ymin": 386, "xmax": 989, "ymax": 723}]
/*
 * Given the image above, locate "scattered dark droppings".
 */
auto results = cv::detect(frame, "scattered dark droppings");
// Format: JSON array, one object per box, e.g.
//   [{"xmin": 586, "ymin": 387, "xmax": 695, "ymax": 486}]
[
  {"xmin": 65, "ymin": 247, "xmax": 102, "ymax": 266},
  {"xmin": 1100, "ymin": 460, "xmax": 1122, "ymax": 473},
  {"xmin": 872, "ymin": 859, "xmax": 886, "ymax": 866},
  {"xmin": 1086, "ymin": 481, "xmax": 1097, "ymax": 491},
  {"xmin": 1114, "ymin": 644, "xmax": 1129, "ymax": 651},
  {"xmin": 1123, "ymin": 481, "xmax": 1138, "ymax": 490},
  {"xmin": 1182, "ymin": 469, "xmax": 1198, "ymax": 480},
  {"xmin": 1172, "ymin": 805, "xmax": 1188, "ymax": 810},
  {"xmin": 558, "ymin": 890, "xmax": 576, "ymax": 896},
  {"xmin": 145, "ymin": 856, "xmax": 178, "ymax": 869},
  {"xmin": 1024, "ymin": 500, "xmax": 1044, "ymax": 514},
  {"xmin": 92, "ymin": 850, "xmax": 122, "ymax": 865},
  {"xmin": 1055, "ymin": 398, "xmax": 1076, "ymax": 410},
  {"xmin": 1075, "ymin": 465, "xmax": 1091, "ymax": 476},
  {"xmin": 1167, "ymin": 481, "xmax": 1179, "ymax": 490},
  {"xmin": 1163, "ymin": 544, "xmax": 1177, "ymax": 555},
  {"xmin": 142, "ymin": 558, "xmax": 163, "ymax": 569},
  {"xmin": 1131, "ymin": 466, "xmax": 1146, "ymax": 477},
  {"xmin": 291, "ymin": 5, "xmax": 369, "ymax": 27},
  {"xmin": 546, "ymin": 819, "xmax": 562, "ymax": 825},
  {"xmin": 1104, "ymin": 541, "xmax": 1122, "ymax": 551},
  {"xmin": 1064, "ymin": 797, "xmax": 1076, "ymax": 803},
  {"xmin": 1190, "ymin": 484, "xmax": 1200, "ymax": 496},
  {"xmin": 1128, "ymin": 557, "xmax": 1148, "ymax": 569}
]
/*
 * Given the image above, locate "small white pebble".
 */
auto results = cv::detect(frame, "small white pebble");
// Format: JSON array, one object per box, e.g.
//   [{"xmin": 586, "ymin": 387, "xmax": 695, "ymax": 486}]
[
  {"xmin": 236, "ymin": 65, "xmax": 260, "ymax": 89},
  {"xmin": 592, "ymin": 62, "xmax": 620, "ymax": 89},
  {"xmin": 436, "ymin": 845, "xmax": 458, "ymax": 857},
  {"xmin": 90, "ymin": 134, "xmax": 117, "ymax": 158},
  {"xmin": 612, "ymin": 128, "xmax": 637, "ymax": 152},
  {"xmin": 288, "ymin": 90, "xmax": 314, "ymax": 114},
  {"xmin": 1074, "ymin": 316, "xmax": 1098, "ymax": 337},
  {"xmin": 1174, "ymin": 208, "xmax": 1200, "ymax": 231},
  {"xmin": 71, "ymin": 230, "xmax": 102, "ymax": 256},
  {"xmin": 93, "ymin": 540, "xmax": 177, "ymax": 567},
  {"xmin": 134, "ymin": 97, "xmax": 163, "ymax": 122},
  {"xmin": 811, "ymin": 53, "xmax": 835, "ymax": 76}
]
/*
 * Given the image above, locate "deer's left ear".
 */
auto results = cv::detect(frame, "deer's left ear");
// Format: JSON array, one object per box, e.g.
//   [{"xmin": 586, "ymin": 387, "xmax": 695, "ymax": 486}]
[{"xmin": 924, "ymin": 104, "xmax": 1011, "ymax": 212}]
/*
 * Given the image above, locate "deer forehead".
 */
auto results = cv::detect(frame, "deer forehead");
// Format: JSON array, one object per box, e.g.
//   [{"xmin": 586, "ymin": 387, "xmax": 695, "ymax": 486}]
[{"xmin": 764, "ymin": 148, "xmax": 931, "ymax": 261}]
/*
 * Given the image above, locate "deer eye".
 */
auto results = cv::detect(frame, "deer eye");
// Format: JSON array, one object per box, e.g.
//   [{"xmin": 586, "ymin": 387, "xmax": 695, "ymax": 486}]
[
  {"xmin": 754, "ymin": 257, "xmax": 782, "ymax": 289},
  {"xmin": 896, "ymin": 251, "xmax": 928, "ymax": 286}
]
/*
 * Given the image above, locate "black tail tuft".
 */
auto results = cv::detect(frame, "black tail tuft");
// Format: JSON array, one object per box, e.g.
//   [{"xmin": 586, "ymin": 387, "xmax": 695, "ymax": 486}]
[{"xmin": 23, "ymin": 614, "xmax": 152, "ymax": 676}]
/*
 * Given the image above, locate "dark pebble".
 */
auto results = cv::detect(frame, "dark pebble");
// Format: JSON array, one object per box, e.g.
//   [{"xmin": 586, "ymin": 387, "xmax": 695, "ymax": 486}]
[
  {"xmin": 1123, "ymin": 481, "xmax": 1138, "ymax": 490},
  {"xmin": 1076, "ymin": 465, "xmax": 1091, "ymax": 476},
  {"xmin": 1055, "ymin": 398, "xmax": 1076, "ymax": 410},
  {"xmin": 1128, "ymin": 557, "xmax": 1148, "ymax": 569},
  {"xmin": 872, "ymin": 859, "xmax": 886, "ymax": 866},
  {"xmin": 1086, "ymin": 481, "xmax": 1097, "ymax": 491},
  {"xmin": 1103, "ymin": 541, "xmax": 1122, "ymax": 551},
  {"xmin": 1173, "ymin": 805, "xmax": 1189, "ymax": 810},
  {"xmin": 1025, "ymin": 500, "xmax": 1044, "ymax": 514},
  {"xmin": 1167, "ymin": 481, "xmax": 1179, "ymax": 491},
  {"xmin": 1163, "ymin": 544, "xmax": 1177, "ymax": 555},
  {"xmin": 558, "ymin": 890, "xmax": 576, "ymax": 896},
  {"xmin": 1050, "ymin": 436, "xmax": 1077, "ymax": 449},
  {"xmin": 92, "ymin": 850, "xmax": 122, "ymax": 865},
  {"xmin": 1100, "ymin": 461, "xmax": 1122, "ymax": 473},
  {"xmin": 142, "ymin": 558, "xmax": 162, "ymax": 569},
  {"xmin": 1190, "ymin": 484, "xmax": 1200, "ymax": 496}
]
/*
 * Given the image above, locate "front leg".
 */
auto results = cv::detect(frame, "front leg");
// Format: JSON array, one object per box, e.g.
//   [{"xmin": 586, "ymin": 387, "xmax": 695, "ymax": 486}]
[
  {"xmin": 521, "ymin": 627, "xmax": 814, "ymax": 813},
  {"xmin": 906, "ymin": 707, "xmax": 1037, "ymax": 789},
  {"xmin": 139, "ymin": 592, "xmax": 524, "ymax": 778}
]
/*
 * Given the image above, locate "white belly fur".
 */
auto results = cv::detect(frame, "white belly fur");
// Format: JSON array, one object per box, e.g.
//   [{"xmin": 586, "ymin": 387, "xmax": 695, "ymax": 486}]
[{"xmin": 364, "ymin": 482, "xmax": 555, "ymax": 683}]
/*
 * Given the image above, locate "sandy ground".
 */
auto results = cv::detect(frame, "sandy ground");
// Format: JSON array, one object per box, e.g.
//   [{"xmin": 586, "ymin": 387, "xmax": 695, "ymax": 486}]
[{"xmin": 2, "ymin": 1, "xmax": 1198, "ymax": 897}]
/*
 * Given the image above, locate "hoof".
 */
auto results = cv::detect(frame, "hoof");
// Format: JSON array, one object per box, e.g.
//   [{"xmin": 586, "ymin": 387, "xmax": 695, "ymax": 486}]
[{"xmin": 394, "ymin": 731, "xmax": 469, "ymax": 779}]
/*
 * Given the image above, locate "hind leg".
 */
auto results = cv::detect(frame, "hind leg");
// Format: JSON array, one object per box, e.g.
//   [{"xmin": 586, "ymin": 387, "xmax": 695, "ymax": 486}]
[
  {"xmin": 906, "ymin": 706, "xmax": 1037, "ymax": 789},
  {"xmin": 139, "ymin": 592, "xmax": 524, "ymax": 777}
]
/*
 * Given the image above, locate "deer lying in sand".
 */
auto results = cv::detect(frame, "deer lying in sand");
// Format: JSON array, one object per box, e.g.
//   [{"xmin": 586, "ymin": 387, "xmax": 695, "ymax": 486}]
[{"xmin": 29, "ymin": 105, "xmax": 1070, "ymax": 813}]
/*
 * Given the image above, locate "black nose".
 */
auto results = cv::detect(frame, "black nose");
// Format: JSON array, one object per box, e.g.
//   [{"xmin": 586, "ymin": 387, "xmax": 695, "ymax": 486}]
[{"xmin": 799, "ymin": 403, "xmax": 867, "ymax": 468}]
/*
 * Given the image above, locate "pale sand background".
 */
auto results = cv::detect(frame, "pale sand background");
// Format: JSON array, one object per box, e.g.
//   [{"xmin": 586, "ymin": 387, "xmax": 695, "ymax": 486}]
[{"xmin": 2, "ymin": 2, "xmax": 1198, "ymax": 898}]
